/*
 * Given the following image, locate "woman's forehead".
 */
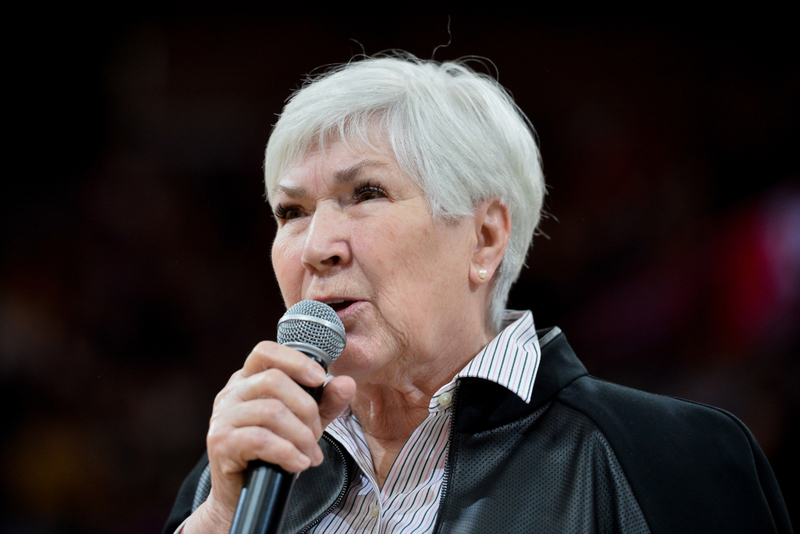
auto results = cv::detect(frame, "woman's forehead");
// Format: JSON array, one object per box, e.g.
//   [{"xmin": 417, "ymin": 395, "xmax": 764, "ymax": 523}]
[
  {"xmin": 276, "ymin": 156, "xmax": 394, "ymax": 199},
  {"xmin": 271, "ymin": 132, "xmax": 384, "ymax": 188},
  {"xmin": 298, "ymin": 131, "xmax": 394, "ymax": 167},
  {"xmin": 278, "ymin": 137, "xmax": 402, "ymax": 187}
]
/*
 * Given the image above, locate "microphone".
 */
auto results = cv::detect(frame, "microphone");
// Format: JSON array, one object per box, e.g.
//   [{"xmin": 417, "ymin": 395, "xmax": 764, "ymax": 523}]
[{"xmin": 229, "ymin": 300, "xmax": 346, "ymax": 534}]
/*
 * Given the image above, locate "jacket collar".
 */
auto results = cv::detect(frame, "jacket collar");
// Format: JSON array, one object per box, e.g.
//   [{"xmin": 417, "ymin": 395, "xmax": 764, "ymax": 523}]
[{"xmin": 454, "ymin": 327, "xmax": 587, "ymax": 434}]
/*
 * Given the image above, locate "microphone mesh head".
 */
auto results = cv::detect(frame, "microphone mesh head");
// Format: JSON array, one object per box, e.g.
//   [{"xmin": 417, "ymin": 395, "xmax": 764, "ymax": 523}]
[{"xmin": 277, "ymin": 300, "xmax": 346, "ymax": 362}]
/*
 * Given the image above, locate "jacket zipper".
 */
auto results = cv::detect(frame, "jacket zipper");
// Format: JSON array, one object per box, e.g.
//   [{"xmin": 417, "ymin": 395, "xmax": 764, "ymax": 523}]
[
  {"xmin": 432, "ymin": 381, "xmax": 461, "ymax": 534},
  {"xmin": 298, "ymin": 433, "xmax": 350, "ymax": 533}
]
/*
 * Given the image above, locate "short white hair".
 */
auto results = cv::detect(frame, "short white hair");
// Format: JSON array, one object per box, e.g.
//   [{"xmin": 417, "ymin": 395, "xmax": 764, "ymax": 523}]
[{"xmin": 264, "ymin": 53, "xmax": 545, "ymax": 331}]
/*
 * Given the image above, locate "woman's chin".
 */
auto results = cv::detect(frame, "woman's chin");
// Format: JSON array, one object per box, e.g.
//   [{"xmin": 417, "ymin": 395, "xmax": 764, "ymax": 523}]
[
  {"xmin": 330, "ymin": 346, "xmax": 370, "ymax": 378},
  {"xmin": 329, "ymin": 338, "xmax": 391, "ymax": 381}
]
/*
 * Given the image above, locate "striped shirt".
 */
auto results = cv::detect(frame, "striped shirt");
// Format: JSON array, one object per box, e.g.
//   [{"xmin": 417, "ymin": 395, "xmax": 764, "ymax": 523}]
[{"xmin": 310, "ymin": 310, "xmax": 541, "ymax": 533}]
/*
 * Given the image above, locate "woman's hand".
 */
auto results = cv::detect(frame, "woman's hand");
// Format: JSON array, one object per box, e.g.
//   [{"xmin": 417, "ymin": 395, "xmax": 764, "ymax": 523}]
[{"xmin": 184, "ymin": 341, "xmax": 356, "ymax": 533}]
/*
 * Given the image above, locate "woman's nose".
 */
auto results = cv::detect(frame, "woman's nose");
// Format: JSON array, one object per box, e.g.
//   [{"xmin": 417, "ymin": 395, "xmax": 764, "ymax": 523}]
[{"xmin": 301, "ymin": 205, "xmax": 351, "ymax": 273}]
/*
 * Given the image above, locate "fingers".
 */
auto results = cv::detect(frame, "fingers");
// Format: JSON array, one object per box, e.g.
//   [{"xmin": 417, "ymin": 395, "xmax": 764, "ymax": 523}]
[
  {"xmin": 204, "ymin": 420, "xmax": 317, "ymax": 519},
  {"xmin": 216, "ymin": 367, "xmax": 324, "ymax": 439},
  {"xmin": 241, "ymin": 341, "xmax": 327, "ymax": 386},
  {"xmin": 210, "ymin": 396, "xmax": 323, "ymax": 465},
  {"xmin": 212, "ymin": 425, "xmax": 316, "ymax": 475}
]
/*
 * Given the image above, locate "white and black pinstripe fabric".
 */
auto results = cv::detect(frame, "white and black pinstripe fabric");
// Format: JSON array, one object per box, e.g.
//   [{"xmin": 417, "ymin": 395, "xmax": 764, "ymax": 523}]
[{"xmin": 312, "ymin": 310, "xmax": 541, "ymax": 533}]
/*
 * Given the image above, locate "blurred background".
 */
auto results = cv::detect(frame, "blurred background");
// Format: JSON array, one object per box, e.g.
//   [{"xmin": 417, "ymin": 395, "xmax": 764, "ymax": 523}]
[{"xmin": 3, "ymin": 5, "xmax": 798, "ymax": 533}]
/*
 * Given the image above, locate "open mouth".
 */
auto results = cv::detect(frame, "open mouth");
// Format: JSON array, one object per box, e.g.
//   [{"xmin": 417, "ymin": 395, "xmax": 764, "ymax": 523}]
[{"xmin": 325, "ymin": 299, "xmax": 356, "ymax": 313}]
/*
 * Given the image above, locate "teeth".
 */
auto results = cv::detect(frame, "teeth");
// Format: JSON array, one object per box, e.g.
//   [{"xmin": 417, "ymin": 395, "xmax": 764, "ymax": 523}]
[{"xmin": 326, "ymin": 299, "xmax": 345, "ymax": 304}]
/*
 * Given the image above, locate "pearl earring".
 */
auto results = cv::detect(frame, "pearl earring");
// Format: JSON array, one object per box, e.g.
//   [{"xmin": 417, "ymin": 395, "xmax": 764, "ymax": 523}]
[{"xmin": 477, "ymin": 268, "xmax": 488, "ymax": 280}]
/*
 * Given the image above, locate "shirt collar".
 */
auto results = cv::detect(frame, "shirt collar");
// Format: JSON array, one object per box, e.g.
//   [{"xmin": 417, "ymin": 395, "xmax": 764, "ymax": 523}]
[
  {"xmin": 333, "ymin": 309, "xmax": 543, "ymax": 417},
  {"xmin": 429, "ymin": 310, "xmax": 541, "ymax": 407}
]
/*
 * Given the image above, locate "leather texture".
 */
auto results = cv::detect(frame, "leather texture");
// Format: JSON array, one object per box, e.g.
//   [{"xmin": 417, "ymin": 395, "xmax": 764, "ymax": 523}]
[{"xmin": 437, "ymin": 400, "xmax": 650, "ymax": 533}]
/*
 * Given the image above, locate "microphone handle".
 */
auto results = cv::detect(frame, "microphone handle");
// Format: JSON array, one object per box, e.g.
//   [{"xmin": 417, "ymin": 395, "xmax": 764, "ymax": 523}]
[{"xmin": 229, "ymin": 355, "xmax": 327, "ymax": 534}]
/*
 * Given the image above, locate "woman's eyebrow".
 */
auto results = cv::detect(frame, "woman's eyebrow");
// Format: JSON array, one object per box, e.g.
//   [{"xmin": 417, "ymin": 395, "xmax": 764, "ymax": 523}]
[
  {"xmin": 333, "ymin": 159, "xmax": 388, "ymax": 185},
  {"xmin": 275, "ymin": 158, "xmax": 389, "ymax": 198},
  {"xmin": 274, "ymin": 184, "xmax": 306, "ymax": 199}
]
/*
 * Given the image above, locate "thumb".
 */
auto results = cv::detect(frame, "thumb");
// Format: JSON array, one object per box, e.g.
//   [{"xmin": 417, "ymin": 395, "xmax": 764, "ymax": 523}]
[{"xmin": 318, "ymin": 375, "xmax": 356, "ymax": 428}]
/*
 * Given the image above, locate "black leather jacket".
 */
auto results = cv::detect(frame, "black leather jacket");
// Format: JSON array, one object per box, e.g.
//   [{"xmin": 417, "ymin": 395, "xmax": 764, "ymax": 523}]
[{"xmin": 164, "ymin": 328, "xmax": 792, "ymax": 533}]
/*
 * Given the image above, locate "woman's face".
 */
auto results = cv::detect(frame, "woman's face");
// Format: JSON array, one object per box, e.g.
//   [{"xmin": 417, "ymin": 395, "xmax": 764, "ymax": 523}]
[{"xmin": 271, "ymin": 139, "xmax": 481, "ymax": 383}]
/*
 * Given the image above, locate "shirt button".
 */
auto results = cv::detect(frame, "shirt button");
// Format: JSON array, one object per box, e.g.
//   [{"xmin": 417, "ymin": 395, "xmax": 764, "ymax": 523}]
[
  {"xmin": 438, "ymin": 392, "xmax": 452, "ymax": 407},
  {"xmin": 371, "ymin": 504, "xmax": 380, "ymax": 518}
]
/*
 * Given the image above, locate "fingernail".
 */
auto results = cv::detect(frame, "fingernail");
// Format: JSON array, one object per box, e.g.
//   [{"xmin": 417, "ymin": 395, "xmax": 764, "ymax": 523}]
[
  {"xmin": 310, "ymin": 365, "xmax": 326, "ymax": 382},
  {"xmin": 315, "ymin": 447, "xmax": 324, "ymax": 465},
  {"xmin": 299, "ymin": 454, "xmax": 311, "ymax": 468}
]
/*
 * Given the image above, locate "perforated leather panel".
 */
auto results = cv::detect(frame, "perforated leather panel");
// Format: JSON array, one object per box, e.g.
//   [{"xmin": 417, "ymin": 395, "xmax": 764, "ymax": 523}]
[{"xmin": 438, "ymin": 401, "xmax": 651, "ymax": 533}]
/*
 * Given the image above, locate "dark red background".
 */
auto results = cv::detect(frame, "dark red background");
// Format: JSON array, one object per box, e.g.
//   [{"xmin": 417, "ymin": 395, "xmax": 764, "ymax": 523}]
[{"xmin": 4, "ymin": 6, "xmax": 798, "ymax": 532}]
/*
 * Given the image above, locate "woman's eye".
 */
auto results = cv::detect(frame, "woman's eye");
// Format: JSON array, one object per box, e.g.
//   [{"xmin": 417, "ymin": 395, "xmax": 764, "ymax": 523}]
[
  {"xmin": 274, "ymin": 204, "xmax": 304, "ymax": 221},
  {"xmin": 353, "ymin": 182, "xmax": 387, "ymax": 203}
]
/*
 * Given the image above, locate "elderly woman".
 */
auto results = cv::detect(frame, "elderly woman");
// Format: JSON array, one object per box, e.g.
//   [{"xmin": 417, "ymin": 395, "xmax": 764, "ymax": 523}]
[{"xmin": 164, "ymin": 55, "xmax": 790, "ymax": 534}]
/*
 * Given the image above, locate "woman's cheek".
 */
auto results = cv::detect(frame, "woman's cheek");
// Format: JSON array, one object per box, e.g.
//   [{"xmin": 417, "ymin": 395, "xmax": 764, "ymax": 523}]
[{"xmin": 271, "ymin": 236, "xmax": 303, "ymax": 302}]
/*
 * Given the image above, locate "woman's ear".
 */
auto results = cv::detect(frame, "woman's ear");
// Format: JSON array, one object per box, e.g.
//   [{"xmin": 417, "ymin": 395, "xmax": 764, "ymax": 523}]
[{"xmin": 470, "ymin": 198, "xmax": 511, "ymax": 285}]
